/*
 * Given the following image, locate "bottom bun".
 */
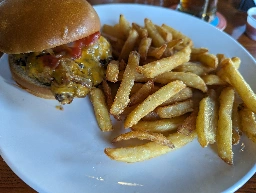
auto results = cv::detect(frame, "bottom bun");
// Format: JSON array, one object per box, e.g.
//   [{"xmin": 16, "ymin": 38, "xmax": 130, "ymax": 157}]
[{"xmin": 8, "ymin": 55, "xmax": 55, "ymax": 99}]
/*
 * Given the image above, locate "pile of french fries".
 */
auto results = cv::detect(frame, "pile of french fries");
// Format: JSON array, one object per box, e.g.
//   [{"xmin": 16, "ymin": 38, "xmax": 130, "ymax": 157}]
[{"xmin": 89, "ymin": 15, "xmax": 256, "ymax": 164}]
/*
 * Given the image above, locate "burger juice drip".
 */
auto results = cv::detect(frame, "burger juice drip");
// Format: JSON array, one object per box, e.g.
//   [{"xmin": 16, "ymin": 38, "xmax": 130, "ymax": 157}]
[{"xmin": 13, "ymin": 33, "xmax": 112, "ymax": 104}]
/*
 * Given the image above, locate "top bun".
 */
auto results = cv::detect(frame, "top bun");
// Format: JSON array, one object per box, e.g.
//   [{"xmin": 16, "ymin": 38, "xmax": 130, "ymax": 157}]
[{"xmin": 0, "ymin": 0, "xmax": 100, "ymax": 54}]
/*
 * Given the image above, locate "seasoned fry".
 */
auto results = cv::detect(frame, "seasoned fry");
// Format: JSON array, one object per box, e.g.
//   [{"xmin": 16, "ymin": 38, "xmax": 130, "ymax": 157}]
[
  {"xmin": 119, "ymin": 14, "xmax": 131, "ymax": 39},
  {"xmin": 119, "ymin": 29, "xmax": 139, "ymax": 61},
  {"xmin": 105, "ymin": 131, "xmax": 197, "ymax": 163},
  {"xmin": 137, "ymin": 46, "xmax": 191, "ymax": 78},
  {"xmin": 191, "ymin": 53, "xmax": 218, "ymax": 69},
  {"xmin": 154, "ymin": 71, "xmax": 207, "ymax": 92},
  {"xmin": 148, "ymin": 44, "xmax": 167, "ymax": 59},
  {"xmin": 110, "ymin": 51, "xmax": 140, "ymax": 117},
  {"xmin": 239, "ymin": 104, "xmax": 256, "ymax": 143},
  {"xmin": 132, "ymin": 23, "xmax": 148, "ymax": 38},
  {"xmin": 217, "ymin": 87, "xmax": 234, "ymax": 165},
  {"xmin": 106, "ymin": 60, "xmax": 119, "ymax": 83},
  {"xmin": 160, "ymin": 87, "xmax": 193, "ymax": 106},
  {"xmin": 196, "ymin": 90, "xmax": 218, "ymax": 147},
  {"xmin": 102, "ymin": 79, "xmax": 113, "ymax": 110},
  {"xmin": 129, "ymin": 80, "xmax": 154, "ymax": 106},
  {"xmin": 156, "ymin": 99, "xmax": 194, "ymax": 118},
  {"xmin": 145, "ymin": 18, "xmax": 165, "ymax": 47},
  {"xmin": 124, "ymin": 80, "xmax": 186, "ymax": 128},
  {"xmin": 177, "ymin": 110, "xmax": 197, "ymax": 135},
  {"xmin": 202, "ymin": 74, "xmax": 227, "ymax": 86},
  {"xmin": 221, "ymin": 58, "xmax": 256, "ymax": 113},
  {"xmin": 138, "ymin": 37, "xmax": 152, "ymax": 60},
  {"xmin": 89, "ymin": 88, "xmax": 113, "ymax": 132},
  {"xmin": 155, "ymin": 24, "xmax": 173, "ymax": 42},
  {"xmin": 174, "ymin": 62, "xmax": 208, "ymax": 76},
  {"xmin": 131, "ymin": 116, "xmax": 186, "ymax": 133},
  {"xmin": 113, "ymin": 131, "xmax": 175, "ymax": 148}
]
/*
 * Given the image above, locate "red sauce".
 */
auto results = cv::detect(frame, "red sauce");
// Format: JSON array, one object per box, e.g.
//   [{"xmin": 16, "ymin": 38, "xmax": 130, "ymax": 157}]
[{"xmin": 41, "ymin": 32, "xmax": 100, "ymax": 68}]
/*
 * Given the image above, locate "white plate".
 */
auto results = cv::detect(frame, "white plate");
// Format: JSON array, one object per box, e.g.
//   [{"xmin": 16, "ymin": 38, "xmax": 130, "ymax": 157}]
[{"xmin": 0, "ymin": 4, "xmax": 256, "ymax": 193}]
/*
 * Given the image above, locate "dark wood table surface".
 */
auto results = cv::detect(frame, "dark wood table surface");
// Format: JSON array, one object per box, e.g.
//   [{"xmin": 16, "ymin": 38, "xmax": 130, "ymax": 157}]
[{"xmin": 0, "ymin": 0, "xmax": 255, "ymax": 192}]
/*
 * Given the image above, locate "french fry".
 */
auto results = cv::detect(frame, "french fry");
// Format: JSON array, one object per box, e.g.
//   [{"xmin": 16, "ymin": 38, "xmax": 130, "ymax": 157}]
[
  {"xmin": 131, "ymin": 115, "xmax": 186, "ymax": 133},
  {"xmin": 191, "ymin": 47, "xmax": 208, "ymax": 55},
  {"xmin": 137, "ymin": 46, "xmax": 191, "ymax": 78},
  {"xmin": 102, "ymin": 24, "xmax": 123, "ymax": 39},
  {"xmin": 196, "ymin": 90, "xmax": 218, "ymax": 147},
  {"xmin": 106, "ymin": 60, "xmax": 119, "ymax": 83},
  {"xmin": 155, "ymin": 24, "xmax": 173, "ymax": 42},
  {"xmin": 148, "ymin": 44, "xmax": 167, "ymax": 59},
  {"xmin": 154, "ymin": 71, "xmax": 207, "ymax": 92},
  {"xmin": 119, "ymin": 29, "xmax": 139, "ymax": 61},
  {"xmin": 113, "ymin": 131, "xmax": 175, "ymax": 148},
  {"xmin": 217, "ymin": 87, "xmax": 234, "ymax": 165},
  {"xmin": 160, "ymin": 87, "xmax": 193, "ymax": 106},
  {"xmin": 119, "ymin": 14, "xmax": 131, "ymax": 39},
  {"xmin": 89, "ymin": 87, "xmax": 113, "ymax": 132},
  {"xmin": 174, "ymin": 62, "xmax": 210, "ymax": 76},
  {"xmin": 191, "ymin": 53, "xmax": 218, "ymax": 69},
  {"xmin": 238, "ymin": 104, "xmax": 256, "ymax": 143},
  {"xmin": 232, "ymin": 129, "xmax": 241, "ymax": 145},
  {"xmin": 129, "ymin": 80, "xmax": 154, "ymax": 106},
  {"xmin": 145, "ymin": 18, "xmax": 165, "ymax": 47},
  {"xmin": 132, "ymin": 23, "xmax": 148, "ymax": 38},
  {"xmin": 124, "ymin": 80, "xmax": 186, "ymax": 128},
  {"xmin": 110, "ymin": 51, "xmax": 140, "ymax": 117},
  {"xmin": 221, "ymin": 58, "xmax": 256, "ymax": 113},
  {"xmin": 161, "ymin": 24, "xmax": 192, "ymax": 47},
  {"xmin": 202, "ymin": 74, "xmax": 227, "ymax": 86},
  {"xmin": 102, "ymin": 79, "xmax": 113, "ymax": 110},
  {"xmin": 156, "ymin": 99, "xmax": 194, "ymax": 118},
  {"xmin": 138, "ymin": 37, "xmax": 152, "ymax": 60},
  {"xmin": 177, "ymin": 110, "xmax": 197, "ymax": 136},
  {"xmin": 105, "ymin": 131, "xmax": 197, "ymax": 163}
]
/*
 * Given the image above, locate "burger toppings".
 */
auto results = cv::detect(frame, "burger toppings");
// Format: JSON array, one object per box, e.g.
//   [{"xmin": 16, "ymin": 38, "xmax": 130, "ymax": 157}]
[{"xmin": 12, "ymin": 35, "xmax": 112, "ymax": 104}]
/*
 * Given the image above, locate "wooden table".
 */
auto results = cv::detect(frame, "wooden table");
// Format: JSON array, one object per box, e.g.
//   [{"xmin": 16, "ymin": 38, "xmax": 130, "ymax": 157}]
[{"xmin": 0, "ymin": 0, "xmax": 255, "ymax": 192}]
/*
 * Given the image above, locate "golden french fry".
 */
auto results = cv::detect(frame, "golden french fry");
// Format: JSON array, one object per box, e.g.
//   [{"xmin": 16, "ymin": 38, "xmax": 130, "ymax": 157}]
[
  {"xmin": 89, "ymin": 88, "xmax": 113, "ymax": 132},
  {"xmin": 191, "ymin": 53, "xmax": 218, "ymax": 69},
  {"xmin": 145, "ymin": 18, "xmax": 165, "ymax": 47},
  {"xmin": 202, "ymin": 74, "xmax": 227, "ymax": 86},
  {"xmin": 119, "ymin": 14, "xmax": 131, "ymax": 39},
  {"xmin": 238, "ymin": 104, "xmax": 256, "ymax": 143},
  {"xmin": 191, "ymin": 47, "xmax": 208, "ymax": 55},
  {"xmin": 102, "ymin": 24, "xmax": 123, "ymax": 39},
  {"xmin": 232, "ymin": 128, "xmax": 241, "ymax": 145},
  {"xmin": 141, "ymin": 111, "xmax": 160, "ymax": 121},
  {"xmin": 148, "ymin": 44, "xmax": 167, "ymax": 59},
  {"xmin": 174, "ymin": 62, "xmax": 210, "ymax": 76},
  {"xmin": 155, "ymin": 24, "xmax": 173, "ymax": 42},
  {"xmin": 105, "ymin": 131, "xmax": 197, "ymax": 163},
  {"xmin": 113, "ymin": 131, "xmax": 175, "ymax": 148},
  {"xmin": 137, "ymin": 46, "xmax": 191, "ymax": 78},
  {"xmin": 129, "ymin": 80, "xmax": 154, "ymax": 106},
  {"xmin": 177, "ymin": 110, "xmax": 197, "ymax": 136},
  {"xmin": 119, "ymin": 29, "xmax": 139, "ymax": 61},
  {"xmin": 156, "ymin": 99, "xmax": 194, "ymax": 118},
  {"xmin": 102, "ymin": 79, "xmax": 113, "ymax": 110},
  {"xmin": 110, "ymin": 51, "xmax": 140, "ymax": 117},
  {"xmin": 138, "ymin": 37, "xmax": 152, "ymax": 60},
  {"xmin": 131, "ymin": 115, "xmax": 186, "ymax": 133},
  {"xmin": 196, "ymin": 90, "xmax": 218, "ymax": 147},
  {"xmin": 160, "ymin": 87, "xmax": 193, "ymax": 106},
  {"xmin": 132, "ymin": 22, "xmax": 148, "ymax": 38},
  {"xmin": 154, "ymin": 71, "xmax": 207, "ymax": 93},
  {"xmin": 161, "ymin": 24, "xmax": 192, "ymax": 47},
  {"xmin": 124, "ymin": 80, "xmax": 186, "ymax": 128},
  {"xmin": 221, "ymin": 58, "xmax": 256, "ymax": 113},
  {"xmin": 231, "ymin": 57, "xmax": 241, "ymax": 69},
  {"xmin": 106, "ymin": 60, "xmax": 119, "ymax": 83},
  {"xmin": 217, "ymin": 87, "xmax": 235, "ymax": 165}
]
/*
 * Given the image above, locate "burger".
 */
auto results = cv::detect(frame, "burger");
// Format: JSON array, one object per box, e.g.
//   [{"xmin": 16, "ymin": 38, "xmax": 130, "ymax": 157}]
[{"xmin": 0, "ymin": 0, "xmax": 112, "ymax": 104}]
